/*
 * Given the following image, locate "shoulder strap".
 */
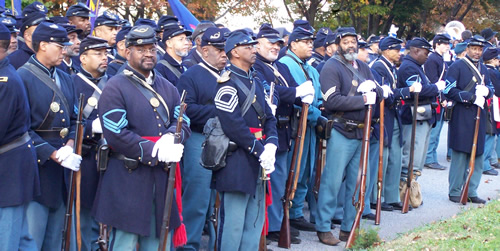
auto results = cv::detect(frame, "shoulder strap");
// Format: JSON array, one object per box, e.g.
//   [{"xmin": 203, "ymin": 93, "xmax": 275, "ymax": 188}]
[
  {"xmin": 77, "ymin": 73, "xmax": 108, "ymax": 118},
  {"xmin": 230, "ymin": 75, "xmax": 258, "ymax": 117},
  {"xmin": 284, "ymin": 54, "xmax": 311, "ymax": 81},
  {"xmin": 332, "ymin": 55, "xmax": 367, "ymax": 82},
  {"xmin": 264, "ymin": 62, "xmax": 289, "ymax": 87},
  {"xmin": 158, "ymin": 59, "xmax": 182, "ymax": 78}
]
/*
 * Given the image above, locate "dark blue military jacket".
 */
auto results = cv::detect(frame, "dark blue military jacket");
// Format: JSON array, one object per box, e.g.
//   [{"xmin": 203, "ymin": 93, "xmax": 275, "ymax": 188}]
[
  {"xmin": 106, "ymin": 53, "xmax": 126, "ymax": 79},
  {"xmin": 485, "ymin": 64, "xmax": 500, "ymax": 135},
  {"xmin": 176, "ymin": 60, "xmax": 220, "ymax": 133},
  {"xmin": 57, "ymin": 57, "xmax": 81, "ymax": 75},
  {"xmin": 0, "ymin": 57, "xmax": 40, "ymax": 208},
  {"xmin": 19, "ymin": 55, "xmax": 77, "ymax": 209},
  {"xmin": 397, "ymin": 54, "xmax": 440, "ymax": 125},
  {"xmin": 424, "ymin": 52, "xmax": 448, "ymax": 84},
  {"xmin": 368, "ymin": 51, "xmax": 379, "ymax": 65},
  {"xmin": 308, "ymin": 51, "xmax": 324, "ymax": 69},
  {"xmin": 254, "ymin": 53, "xmax": 299, "ymax": 152},
  {"xmin": 8, "ymin": 42, "xmax": 34, "ymax": 69},
  {"xmin": 444, "ymin": 56, "xmax": 494, "ymax": 155},
  {"xmin": 371, "ymin": 55, "xmax": 410, "ymax": 146},
  {"xmin": 72, "ymin": 69, "xmax": 108, "ymax": 209},
  {"xmin": 315, "ymin": 54, "xmax": 331, "ymax": 73},
  {"xmin": 212, "ymin": 64, "xmax": 278, "ymax": 195},
  {"xmin": 182, "ymin": 48, "xmax": 202, "ymax": 69},
  {"xmin": 94, "ymin": 65, "xmax": 191, "ymax": 237},
  {"xmin": 155, "ymin": 52, "xmax": 186, "ymax": 86},
  {"xmin": 320, "ymin": 54, "xmax": 381, "ymax": 140}
]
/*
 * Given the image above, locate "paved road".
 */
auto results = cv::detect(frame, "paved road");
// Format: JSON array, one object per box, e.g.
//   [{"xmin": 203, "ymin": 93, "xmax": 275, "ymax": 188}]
[{"xmin": 202, "ymin": 123, "xmax": 500, "ymax": 250}]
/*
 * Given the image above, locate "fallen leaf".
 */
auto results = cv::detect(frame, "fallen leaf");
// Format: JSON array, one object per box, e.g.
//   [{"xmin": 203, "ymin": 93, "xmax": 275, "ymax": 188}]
[
  {"xmin": 456, "ymin": 235, "xmax": 471, "ymax": 240},
  {"xmin": 413, "ymin": 235, "xmax": 421, "ymax": 241},
  {"xmin": 485, "ymin": 179, "xmax": 492, "ymax": 183},
  {"xmin": 463, "ymin": 224, "xmax": 468, "ymax": 229}
]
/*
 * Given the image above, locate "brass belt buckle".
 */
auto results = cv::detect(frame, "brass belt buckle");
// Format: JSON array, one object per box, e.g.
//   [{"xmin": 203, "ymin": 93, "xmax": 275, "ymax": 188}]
[
  {"xmin": 254, "ymin": 131, "xmax": 263, "ymax": 139},
  {"xmin": 357, "ymin": 123, "xmax": 365, "ymax": 129},
  {"xmin": 60, "ymin": 128, "xmax": 69, "ymax": 138}
]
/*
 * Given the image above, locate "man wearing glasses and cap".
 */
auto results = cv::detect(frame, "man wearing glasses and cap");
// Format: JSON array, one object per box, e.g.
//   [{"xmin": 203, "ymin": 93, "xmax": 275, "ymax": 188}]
[
  {"xmin": 176, "ymin": 26, "xmax": 227, "ymax": 251},
  {"xmin": 253, "ymin": 23, "xmax": 313, "ymax": 244},
  {"xmin": 106, "ymin": 26, "xmax": 131, "ymax": 78},
  {"xmin": 72, "ymin": 36, "xmax": 112, "ymax": 251},
  {"xmin": 213, "ymin": 29, "xmax": 278, "ymax": 251},
  {"xmin": 445, "ymin": 35, "xmax": 495, "ymax": 204},
  {"xmin": 17, "ymin": 22, "xmax": 81, "ymax": 250},
  {"xmin": 66, "ymin": 3, "xmax": 94, "ymax": 39},
  {"xmin": 183, "ymin": 20, "xmax": 216, "ymax": 68},
  {"xmin": 93, "ymin": 11, "xmax": 121, "ymax": 61},
  {"xmin": 57, "ymin": 24, "xmax": 83, "ymax": 75},
  {"xmin": 156, "ymin": 17, "xmax": 192, "ymax": 86},
  {"xmin": 93, "ymin": 25, "xmax": 190, "ymax": 250}
]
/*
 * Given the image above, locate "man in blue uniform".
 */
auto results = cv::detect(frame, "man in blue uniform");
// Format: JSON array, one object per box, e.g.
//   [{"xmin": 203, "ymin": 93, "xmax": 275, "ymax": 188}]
[
  {"xmin": 58, "ymin": 24, "xmax": 82, "ymax": 75},
  {"xmin": 480, "ymin": 28, "xmax": 497, "ymax": 49},
  {"xmin": 0, "ymin": 17, "xmax": 19, "ymax": 54},
  {"xmin": 315, "ymin": 31, "xmax": 338, "ymax": 73},
  {"xmin": 72, "ymin": 36, "xmax": 111, "ymax": 251},
  {"xmin": 254, "ymin": 23, "xmax": 314, "ymax": 244},
  {"xmin": 0, "ymin": 23, "xmax": 39, "ymax": 251},
  {"xmin": 106, "ymin": 26, "xmax": 130, "ymax": 78},
  {"xmin": 367, "ymin": 35, "xmax": 381, "ymax": 64},
  {"xmin": 18, "ymin": 22, "xmax": 81, "ymax": 250},
  {"xmin": 213, "ymin": 29, "xmax": 278, "ymax": 251},
  {"xmin": 93, "ymin": 25, "xmax": 190, "ymax": 250},
  {"xmin": 397, "ymin": 38, "xmax": 445, "ymax": 185},
  {"xmin": 66, "ymin": 3, "xmax": 94, "ymax": 39},
  {"xmin": 8, "ymin": 12, "xmax": 48, "ymax": 69},
  {"xmin": 278, "ymin": 20, "xmax": 314, "ymax": 59},
  {"xmin": 424, "ymin": 33, "xmax": 451, "ymax": 171},
  {"xmin": 183, "ymin": 21, "xmax": 216, "ymax": 68},
  {"xmin": 316, "ymin": 27, "xmax": 382, "ymax": 245},
  {"xmin": 279, "ymin": 26, "xmax": 321, "ymax": 233},
  {"xmin": 93, "ymin": 11, "xmax": 120, "ymax": 62},
  {"xmin": 156, "ymin": 17, "xmax": 192, "ymax": 86},
  {"xmin": 308, "ymin": 27, "xmax": 330, "ymax": 68},
  {"xmin": 175, "ymin": 27, "xmax": 227, "ymax": 251},
  {"xmin": 445, "ymin": 35, "xmax": 494, "ymax": 204}
]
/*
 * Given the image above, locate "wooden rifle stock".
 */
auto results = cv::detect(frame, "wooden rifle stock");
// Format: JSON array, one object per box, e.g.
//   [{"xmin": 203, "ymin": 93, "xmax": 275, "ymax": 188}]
[
  {"xmin": 62, "ymin": 93, "xmax": 85, "ymax": 251},
  {"xmin": 375, "ymin": 97, "xmax": 385, "ymax": 225},
  {"xmin": 158, "ymin": 91, "xmax": 187, "ymax": 251},
  {"xmin": 211, "ymin": 193, "xmax": 220, "ymax": 251},
  {"xmin": 402, "ymin": 92, "xmax": 419, "ymax": 213},
  {"xmin": 278, "ymin": 103, "xmax": 309, "ymax": 249}
]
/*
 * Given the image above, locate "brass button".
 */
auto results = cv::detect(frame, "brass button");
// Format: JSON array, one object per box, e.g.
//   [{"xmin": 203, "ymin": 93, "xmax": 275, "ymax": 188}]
[
  {"xmin": 248, "ymin": 147, "xmax": 251, "ymax": 150},
  {"xmin": 258, "ymin": 116, "xmax": 261, "ymax": 119},
  {"xmin": 138, "ymin": 157, "xmax": 141, "ymax": 160},
  {"xmin": 148, "ymin": 161, "xmax": 152, "ymax": 165},
  {"xmin": 37, "ymin": 159, "xmax": 40, "ymax": 163},
  {"xmin": 154, "ymin": 109, "xmax": 157, "ymax": 112},
  {"xmin": 156, "ymin": 116, "xmax": 160, "ymax": 119},
  {"xmin": 158, "ymin": 124, "xmax": 161, "ymax": 127},
  {"xmin": 27, "ymin": 144, "xmax": 31, "ymax": 148},
  {"xmin": 60, "ymin": 110, "xmax": 64, "ymax": 114},
  {"xmin": 86, "ymin": 135, "xmax": 90, "ymax": 138},
  {"xmin": 62, "ymin": 119, "xmax": 65, "ymax": 122},
  {"xmin": 259, "ymin": 124, "xmax": 262, "ymax": 127},
  {"xmin": 254, "ymin": 152, "xmax": 257, "ymax": 155},
  {"xmin": 159, "ymin": 132, "xmax": 162, "ymax": 136}
]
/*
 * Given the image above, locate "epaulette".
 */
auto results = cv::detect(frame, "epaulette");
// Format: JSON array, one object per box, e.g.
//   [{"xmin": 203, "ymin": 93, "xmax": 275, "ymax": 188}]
[
  {"xmin": 123, "ymin": 69, "xmax": 133, "ymax": 76},
  {"xmin": 217, "ymin": 70, "xmax": 231, "ymax": 84},
  {"xmin": 0, "ymin": 76, "xmax": 8, "ymax": 82}
]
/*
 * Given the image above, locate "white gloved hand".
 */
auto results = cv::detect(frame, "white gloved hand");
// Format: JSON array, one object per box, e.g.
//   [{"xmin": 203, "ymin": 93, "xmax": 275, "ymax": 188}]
[
  {"xmin": 259, "ymin": 144, "xmax": 277, "ymax": 172},
  {"xmin": 357, "ymin": 80, "xmax": 376, "ymax": 93},
  {"xmin": 56, "ymin": 145, "xmax": 73, "ymax": 162},
  {"xmin": 262, "ymin": 162, "xmax": 275, "ymax": 175},
  {"xmin": 364, "ymin": 91, "xmax": 377, "ymax": 105},
  {"xmin": 151, "ymin": 134, "xmax": 176, "ymax": 161},
  {"xmin": 435, "ymin": 80, "xmax": 446, "ymax": 91},
  {"xmin": 295, "ymin": 80, "xmax": 315, "ymax": 98},
  {"xmin": 381, "ymin": 85, "xmax": 393, "ymax": 98},
  {"xmin": 412, "ymin": 82, "xmax": 422, "ymax": 93},
  {"xmin": 474, "ymin": 95, "xmax": 485, "ymax": 109},
  {"xmin": 60, "ymin": 153, "xmax": 82, "ymax": 171},
  {"xmin": 269, "ymin": 104, "xmax": 277, "ymax": 116},
  {"xmin": 475, "ymin": 85, "xmax": 489, "ymax": 97},
  {"xmin": 301, "ymin": 94, "xmax": 314, "ymax": 104},
  {"xmin": 92, "ymin": 119, "xmax": 103, "ymax": 134}
]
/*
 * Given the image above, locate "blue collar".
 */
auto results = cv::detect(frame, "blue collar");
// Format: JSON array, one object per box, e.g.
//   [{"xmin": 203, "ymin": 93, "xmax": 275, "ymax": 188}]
[
  {"xmin": 163, "ymin": 52, "xmax": 182, "ymax": 67},
  {"xmin": 228, "ymin": 64, "xmax": 254, "ymax": 79},
  {"xmin": 0, "ymin": 57, "xmax": 10, "ymax": 69},
  {"xmin": 31, "ymin": 55, "xmax": 56, "ymax": 78}
]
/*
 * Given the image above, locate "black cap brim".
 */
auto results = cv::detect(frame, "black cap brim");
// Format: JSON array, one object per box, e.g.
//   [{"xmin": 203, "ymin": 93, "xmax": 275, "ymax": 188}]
[{"xmin": 267, "ymin": 37, "xmax": 284, "ymax": 44}]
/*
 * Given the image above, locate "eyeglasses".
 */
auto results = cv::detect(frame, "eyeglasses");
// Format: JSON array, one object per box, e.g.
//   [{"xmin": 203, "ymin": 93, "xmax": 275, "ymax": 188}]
[
  {"xmin": 49, "ymin": 42, "xmax": 68, "ymax": 50},
  {"xmin": 86, "ymin": 51, "xmax": 109, "ymax": 57},
  {"xmin": 132, "ymin": 47, "xmax": 157, "ymax": 55},
  {"xmin": 239, "ymin": 44, "xmax": 256, "ymax": 50},
  {"xmin": 298, "ymin": 40, "xmax": 313, "ymax": 45}
]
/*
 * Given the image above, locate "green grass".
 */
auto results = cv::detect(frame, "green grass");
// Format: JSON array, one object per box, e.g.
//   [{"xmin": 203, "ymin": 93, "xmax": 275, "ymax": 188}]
[{"xmin": 368, "ymin": 199, "xmax": 500, "ymax": 250}]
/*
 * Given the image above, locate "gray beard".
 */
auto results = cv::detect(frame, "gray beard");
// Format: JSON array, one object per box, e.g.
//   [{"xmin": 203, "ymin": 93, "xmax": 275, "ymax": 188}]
[{"xmin": 344, "ymin": 52, "xmax": 358, "ymax": 62}]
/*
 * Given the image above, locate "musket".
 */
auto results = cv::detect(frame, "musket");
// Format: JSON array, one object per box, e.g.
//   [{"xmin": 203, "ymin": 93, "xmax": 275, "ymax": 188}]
[
  {"xmin": 375, "ymin": 77, "xmax": 385, "ymax": 225},
  {"xmin": 401, "ymin": 90, "xmax": 420, "ymax": 213},
  {"xmin": 346, "ymin": 95, "xmax": 374, "ymax": 249},
  {"xmin": 62, "ymin": 93, "xmax": 85, "ymax": 251},
  {"xmin": 210, "ymin": 193, "xmax": 220, "ymax": 251},
  {"xmin": 460, "ymin": 75, "xmax": 484, "ymax": 204},
  {"xmin": 158, "ymin": 91, "xmax": 187, "ymax": 251},
  {"xmin": 312, "ymin": 137, "xmax": 323, "ymax": 201},
  {"xmin": 278, "ymin": 103, "xmax": 309, "ymax": 249},
  {"xmin": 96, "ymin": 141, "xmax": 110, "ymax": 251}
]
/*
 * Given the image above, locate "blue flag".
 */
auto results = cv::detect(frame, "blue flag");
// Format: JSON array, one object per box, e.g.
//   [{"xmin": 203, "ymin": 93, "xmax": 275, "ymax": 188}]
[
  {"xmin": 168, "ymin": 0, "xmax": 199, "ymax": 31},
  {"xmin": 87, "ymin": 0, "xmax": 101, "ymax": 32}
]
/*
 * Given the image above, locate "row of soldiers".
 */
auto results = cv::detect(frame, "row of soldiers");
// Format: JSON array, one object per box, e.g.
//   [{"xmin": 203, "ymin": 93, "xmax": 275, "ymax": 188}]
[{"xmin": 1, "ymin": 1, "xmax": 499, "ymax": 250}]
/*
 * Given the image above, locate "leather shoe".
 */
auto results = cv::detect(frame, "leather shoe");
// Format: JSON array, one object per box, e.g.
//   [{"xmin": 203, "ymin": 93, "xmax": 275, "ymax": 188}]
[
  {"xmin": 468, "ymin": 197, "xmax": 486, "ymax": 204},
  {"xmin": 339, "ymin": 230, "xmax": 350, "ymax": 242},
  {"xmin": 447, "ymin": 156, "xmax": 451, "ymax": 162},
  {"xmin": 290, "ymin": 217, "xmax": 316, "ymax": 232},
  {"xmin": 449, "ymin": 195, "xmax": 460, "ymax": 203},
  {"xmin": 290, "ymin": 226, "xmax": 300, "ymax": 237},
  {"xmin": 425, "ymin": 162, "xmax": 446, "ymax": 170},
  {"xmin": 388, "ymin": 202, "xmax": 412, "ymax": 211},
  {"xmin": 483, "ymin": 169, "xmax": 498, "ymax": 176},
  {"xmin": 362, "ymin": 213, "xmax": 376, "ymax": 221},
  {"xmin": 491, "ymin": 162, "xmax": 500, "ymax": 169},
  {"xmin": 317, "ymin": 231, "xmax": 340, "ymax": 246},
  {"xmin": 370, "ymin": 203, "xmax": 377, "ymax": 210},
  {"xmin": 331, "ymin": 218, "xmax": 342, "ymax": 225},
  {"xmin": 381, "ymin": 202, "xmax": 394, "ymax": 211},
  {"xmin": 266, "ymin": 231, "xmax": 301, "ymax": 244}
]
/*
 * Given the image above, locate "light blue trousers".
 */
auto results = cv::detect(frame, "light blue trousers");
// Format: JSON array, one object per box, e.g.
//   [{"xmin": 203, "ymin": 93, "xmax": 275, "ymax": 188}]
[{"xmin": 0, "ymin": 203, "xmax": 37, "ymax": 250}]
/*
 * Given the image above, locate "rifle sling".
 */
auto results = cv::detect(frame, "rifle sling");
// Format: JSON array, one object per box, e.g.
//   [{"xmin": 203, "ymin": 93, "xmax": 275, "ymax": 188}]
[
  {"xmin": 158, "ymin": 59, "xmax": 182, "ymax": 79},
  {"xmin": 230, "ymin": 74, "xmax": 264, "ymax": 123}
]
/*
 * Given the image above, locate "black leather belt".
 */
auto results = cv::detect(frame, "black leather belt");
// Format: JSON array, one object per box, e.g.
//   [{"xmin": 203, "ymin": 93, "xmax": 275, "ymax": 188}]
[
  {"xmin": 35, "ymin": 127, "xmax": 69, "ymax": 139},
  {"xmin": 331, "ymin": 116, "xmax": 379, "ymax": 129},
  {"xmin": 0, "ymin": 132, "xmax": 31, "ymax": 154},
  {"xmin": 109, "ymin": 152, "xmax": 139, "ymax": 172}
]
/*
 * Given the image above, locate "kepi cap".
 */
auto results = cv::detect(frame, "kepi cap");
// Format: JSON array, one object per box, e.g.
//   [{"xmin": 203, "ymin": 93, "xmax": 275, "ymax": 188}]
[
  {"xmin": 256, "ymin": 23, "xmax": 284, "ymax": 44},
  {"xmin": 201, "ymin": 27, "xmax": 226, "ymax": 49},
  {"xmin": 224, "ymin": 29, "xmax": 258, "ymax": 54},
  {"xmin": 126, "ymin": 25, "xmax": 157, "ymax": 47},
  {"xmin": 32, "ymin": 22, "xmax": 72, "ymax": 46}
]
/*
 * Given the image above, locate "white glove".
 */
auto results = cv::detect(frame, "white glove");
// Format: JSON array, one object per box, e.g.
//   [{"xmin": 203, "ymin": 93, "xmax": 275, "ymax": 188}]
[
  {"xmin": 381, "ymin": 85, "xmax": 393, "ymax": 98},
  {"xmin": 269, "ymin": 104, "xmax": 277, "ymax": 116},
  {"xmin": 295, "ymin": 80, "xmax": 315, "ymax": 98},
  {"xmin": 364, "ymin": 91, "xmax": 377, "ymax": 105},
  {"xmin": 357, "ymin": 80, "xmax": 376, "ymax": 93},
  {"xmin": 301, "ymin": 94, "xmax": 314, "ymax": 104},
  {"xmin": 475, "ymin": 85, "xmax": 489, "ymax": 98},
  {"xmin": 92, "ymin": 119, "xmax": 103, "ymax": 134},
  {"xmin": 56, "ymin": 146, "xmax": 73, "ymax": 162},
  {"xmin": 412, "ymin": 82, "xmax": 422, "ymax": 93},
  {"xmin": 262, "ymin": 162, "xmax": 275, "ymax": 175},
  {"xmin": 435, "ymin": 80, "xmax": 446, "ymax": 91},
  {"xmin": 60, "ymin": 153, "xmax": 82, "ymax": 171},
  {"xmin": 152, "ymin": 134, "xmax": 184, "ymax": 163},
  {"xmin": 259, "ymin": 144, "xmax": 277, "ymax": 174},
  {"xmin": 474, "ymin": 95, "xmax": 485, "ymax": 109}
]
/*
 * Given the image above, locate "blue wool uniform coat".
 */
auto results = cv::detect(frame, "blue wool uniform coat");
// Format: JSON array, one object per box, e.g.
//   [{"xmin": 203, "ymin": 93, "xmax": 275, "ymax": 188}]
[
  {"xmin": 182, "ymin": 48, "xmax": 202, "ymax": 69},
  {"xmin": 176, "ymin": 60, "xmax": 220, "ymax": 133},
  {"xmin": 212, "ymin": 64, "xmax": 278, "ymax": 195},
  {"xmin": 155, "ymin": 52, "xmax": 186, "ymax": 86},
  {"xmin": 371, "ymin": 56, "xmax": 409, "ymax": 146},
  {"xmin": 19, "ymin": 56, "xmax": 77, "ymax": 209},
  {"xmin": 320, "ymin": 54, "xmax": 382, "ymax": 140},
  {"xmin": 486, "ymin": 64, "xmax": 500, "ymax": 135},
  {"xmin": 254, "ymin": 53, "xmax": 299, "ymax": 152},
  {"xmin": 308, "ymin": 51, "xmax": 324, "ymax": 69},
  {"xmin": 106, "ymin": 53, "xmax": 126, "ymax": 79},
  {"xmin": 56, "ymin": 57, "xmax": 80, "ymax": 75},
  {"xmin": 397, "ymin": 55, "xmax": 440, "ymax": 125},
  {"xmin": 94, "ymin": 65, "xmax": 191, "ymax": 237},
  {"xmin": 444, "ymin": 56, "xmax": 494, "ymax": 156},
  {"xmin": 72, "ymin": 69, "xmax": 108, "ymax": 209},
  {"xmin": 0, "ymin": 57, "xmax": 40, "ymax": 208},
  {"xmin": 8, "ymin": 42, "xmax": 34, "ymax": 69},
  {"xmin": 424, "ymin": 52, "xmax": 448, "ymax": 84}
]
